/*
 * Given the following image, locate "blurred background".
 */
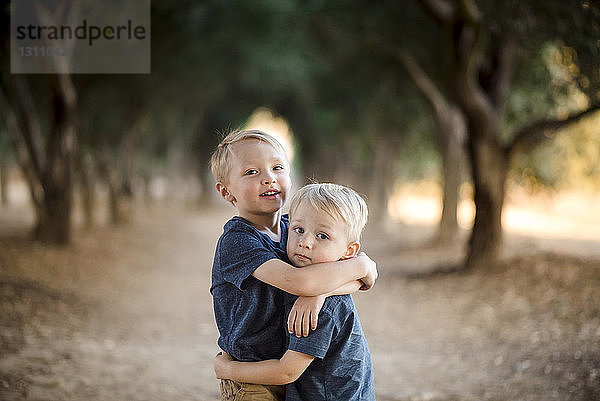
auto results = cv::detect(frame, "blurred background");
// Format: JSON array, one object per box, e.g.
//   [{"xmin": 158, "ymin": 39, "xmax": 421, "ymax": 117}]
[{"xmin": 0, "ymin": 1, "xmax": 599, "ymax": 400}]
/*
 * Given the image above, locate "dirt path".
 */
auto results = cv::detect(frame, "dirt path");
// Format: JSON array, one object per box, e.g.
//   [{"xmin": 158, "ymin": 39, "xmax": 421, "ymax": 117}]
[
  {"xmin": 1, "ymin": 202, "xmax": 599, "ymax": 401},
  {"xmin": 0, "ymin": 203, "xmax": 229, "ymax": 400}
]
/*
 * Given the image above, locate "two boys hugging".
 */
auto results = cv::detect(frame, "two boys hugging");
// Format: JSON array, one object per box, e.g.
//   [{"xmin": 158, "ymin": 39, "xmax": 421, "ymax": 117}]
[{"xmin": 210, "ymin": 129, "xmax": 377, "ymax": 401}]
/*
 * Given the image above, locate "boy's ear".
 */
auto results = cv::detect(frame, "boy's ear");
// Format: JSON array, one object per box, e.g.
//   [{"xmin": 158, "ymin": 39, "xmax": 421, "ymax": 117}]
[
  {"xmin": 344, "ymin": 242, "xmax": 360, "ymax": 259},
  {"xmin": 216, "ymin": 182, "xmax": 236, "ymax": 203}
]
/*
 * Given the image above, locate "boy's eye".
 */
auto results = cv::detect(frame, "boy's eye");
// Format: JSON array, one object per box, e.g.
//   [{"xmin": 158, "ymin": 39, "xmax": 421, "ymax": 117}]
[
  {"xmin": 273, "ymin": 165, "xmax": 285, "ymax": 171},
  {"xmin": 293, "ymin": 227, "xmax": 304, "ymax": 234},
  {"xmin": 316, "ymin": 233, "xmax": 329, "ymax": 240},
  {"xmin": 244, "ymin": 169, "xmax": 258, "ymax": 176}
]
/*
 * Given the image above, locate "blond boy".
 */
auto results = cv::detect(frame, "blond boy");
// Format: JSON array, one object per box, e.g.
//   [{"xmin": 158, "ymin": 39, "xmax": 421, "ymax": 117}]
[
  {"xmin": 214, "ymin": 183, "xmax": 376, "ymax": 400},
  {"xmin": 209, "ymin": 130, "xmax": 377, "ymax": 401}
]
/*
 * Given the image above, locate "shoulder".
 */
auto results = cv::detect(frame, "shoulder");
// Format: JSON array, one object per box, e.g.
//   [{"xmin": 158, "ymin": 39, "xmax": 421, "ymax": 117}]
[
  {"xmin": 215, "ymin": 219, "xmax": 269, "ymax": 263},
  {"xmin": 219, "ymin": 217, "xmax": 260, "ymax": 244},
  {"xmin": 223, "ymin": 216, "xmax": 255, "ymax": 234}
]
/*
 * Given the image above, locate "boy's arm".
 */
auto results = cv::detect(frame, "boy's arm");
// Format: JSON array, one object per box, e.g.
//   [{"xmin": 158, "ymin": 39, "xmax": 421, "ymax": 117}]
[
  {"xmin": 328, "ymin": 279, "xmax": 364, "ymax": 296},
  {"xmin": 252, "ymin": 253, "xmax": 377, "ymax": 296},
  {"xmin": 288, "ymin": 280, "xmax": 363, "ymax": 337},
  {"xmin": 214, "ymin": 350, "xmax": 314, "ymax": 386}
]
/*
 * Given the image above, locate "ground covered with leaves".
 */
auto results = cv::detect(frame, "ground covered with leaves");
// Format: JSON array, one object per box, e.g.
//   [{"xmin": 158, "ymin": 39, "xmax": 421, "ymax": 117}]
[{"xmin": 0, "ymin": 202, "xmax": 598, "ymax": 401}]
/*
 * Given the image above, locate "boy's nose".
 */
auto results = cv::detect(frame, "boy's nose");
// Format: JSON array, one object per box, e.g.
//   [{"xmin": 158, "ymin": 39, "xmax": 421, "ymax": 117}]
[
  {"xmin": 262, "ymin": 172, "xmax": 276, "ymax": 185},
  {"xmin": 299, "ymin": 238, "xmax": 312, "ymax": 249}
]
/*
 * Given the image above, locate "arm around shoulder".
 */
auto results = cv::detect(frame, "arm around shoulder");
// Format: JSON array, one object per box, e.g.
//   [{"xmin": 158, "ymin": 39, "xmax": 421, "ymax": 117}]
[{"xmin": 252, "ymin": 256, "xmax": 374, "ymax": 296}]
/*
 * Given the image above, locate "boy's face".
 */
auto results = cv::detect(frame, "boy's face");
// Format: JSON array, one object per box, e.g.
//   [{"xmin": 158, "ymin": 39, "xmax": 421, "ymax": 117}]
[
  {"xmin": 219, "ymin": 139, "xmax": 291, "ymax": 220},
  {"xmin": 287, "ymin": 200, "xmax": 359, "ymax": 267}
]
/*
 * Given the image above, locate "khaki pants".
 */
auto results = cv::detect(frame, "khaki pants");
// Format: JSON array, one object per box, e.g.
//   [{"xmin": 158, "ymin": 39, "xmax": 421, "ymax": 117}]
[{"xmin": 220, "ymin": 379, "xmax": 285, "ymax": 401}]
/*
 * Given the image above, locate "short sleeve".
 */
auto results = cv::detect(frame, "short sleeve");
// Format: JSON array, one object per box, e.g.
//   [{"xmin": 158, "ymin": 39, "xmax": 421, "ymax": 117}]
[
  {"xmin": 218, "ymin": 229, "xmax": 280, "ymax": 290},
  {"xmin": 287, "ymin": 310, "xmax": 335, "ymax": 359}
]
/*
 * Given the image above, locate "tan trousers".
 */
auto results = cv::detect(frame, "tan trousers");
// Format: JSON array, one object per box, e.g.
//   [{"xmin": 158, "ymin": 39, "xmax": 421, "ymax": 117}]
[{"xmin": 220, "ymin": 379, "xmax": 285, "ymax": 401}]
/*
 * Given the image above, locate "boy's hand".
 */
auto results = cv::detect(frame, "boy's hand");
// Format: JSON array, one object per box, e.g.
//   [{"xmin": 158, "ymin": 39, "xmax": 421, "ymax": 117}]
[
  {"xmin": 287, "ymin": 295, "xmax": 326, "ymax": 337},
  {"xmin": 357, "ymin": 252, "xmax": 378, "ymax": 290},
  {"xmin": 214, "ymin": 351, "xmax": 233, "ymax": 379}
]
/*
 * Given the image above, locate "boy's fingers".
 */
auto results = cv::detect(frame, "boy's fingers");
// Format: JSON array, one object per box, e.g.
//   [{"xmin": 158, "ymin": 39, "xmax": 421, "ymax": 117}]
[
  {"xmin": 302, "ymin": 312, "xmax": 310, "ymax": 337},
  {"xmin": 295, "ymin": 310, "xmax": 303, "ymax": 337},
  {"xmin": 288, "ymin": 310, "xmax": 296, "ymax": 333},
  {"xmin": 311, "ymin": 312, "xmax": 318, "ymax": 330}
]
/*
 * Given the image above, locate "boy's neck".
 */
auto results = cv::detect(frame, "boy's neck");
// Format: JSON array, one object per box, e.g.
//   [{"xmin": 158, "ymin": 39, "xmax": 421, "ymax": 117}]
[{"xmin": 240, "ymin": 211, "xmax": 282, "ymax": 242}]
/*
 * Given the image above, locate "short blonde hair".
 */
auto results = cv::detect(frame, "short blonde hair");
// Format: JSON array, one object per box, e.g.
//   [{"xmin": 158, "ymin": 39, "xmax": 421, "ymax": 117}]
[
  {"xmin": 210, "ymin": 129, "xmax": 288, "ymax": 183},
  {"xmin": 289, "ymin": 183, "xmax": 368, "ymax": 242}
]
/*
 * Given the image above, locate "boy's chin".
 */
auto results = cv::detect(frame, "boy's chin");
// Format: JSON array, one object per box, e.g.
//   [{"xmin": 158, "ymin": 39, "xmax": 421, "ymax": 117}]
[
  {"xmin": 290, "ymin": 256, "xmax": 311, "ymax": 267},
  {"xmin": 292, "ymin": 260, "xmax": 311, "ymax": 268}
]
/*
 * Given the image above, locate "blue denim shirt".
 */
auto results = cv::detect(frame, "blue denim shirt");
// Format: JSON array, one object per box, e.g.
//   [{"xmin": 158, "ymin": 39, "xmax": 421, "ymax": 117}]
[
  {"xmin": 285, "ymin": 294, "xmax": 375, "ymax": 401},
  {"xmin": 210, "ymin": 215, "xmax": 289, "ymax": 362}
]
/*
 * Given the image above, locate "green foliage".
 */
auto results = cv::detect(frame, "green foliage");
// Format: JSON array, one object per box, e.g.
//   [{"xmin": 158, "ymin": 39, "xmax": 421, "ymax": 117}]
[
  {"xmin": 500, "ymin": 1, "xmax": 600, "ymax": 193},
  {"xmin": 2, "ymin": 0, "xmax": 599, "ymax": 196},
  {"xmin": 503, "ymin": 44, "xmax": 560, "ymax": 141},
  {"xmin": 511, "ymin": 111, "xmax": 600, "ymax": 192}
]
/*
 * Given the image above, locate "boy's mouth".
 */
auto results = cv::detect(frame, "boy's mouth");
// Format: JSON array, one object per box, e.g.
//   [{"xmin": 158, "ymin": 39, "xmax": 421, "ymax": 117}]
[
  {"xmin": 260, "ymin": 190, "xmax": 281, "ymax": 197},
  {"xmin": 294, "ymin": 253, "xmax": 311, "ymax": 262}
]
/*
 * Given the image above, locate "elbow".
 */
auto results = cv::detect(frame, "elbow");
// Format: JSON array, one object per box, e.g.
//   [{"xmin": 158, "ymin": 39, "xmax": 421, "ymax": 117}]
[{"xmin": 274, "ymin": 369, "xmax": 302, "ymax": 385}]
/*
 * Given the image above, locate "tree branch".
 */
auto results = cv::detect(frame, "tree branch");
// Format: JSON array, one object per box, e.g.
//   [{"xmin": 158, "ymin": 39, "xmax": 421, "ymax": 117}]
[
  {"xmin": 508, "ymin": 104, "xmax": 600, "ymax": 157},
  {"xmin": 418, "ymin": 0, "xmax": 455, "ymax": 25},
  {"xmin": 492, "ymin": 35, "xmax": 520, "ymax": 117},
  {"xmin": 398, "ymin": 52, "xmax": 467, "ymax": 151},
  {"xmin": 454, "ymin": 2, "xmax": 497, "ymax": 131},
  {"xmin": 398, "ymin": 52, "xmax": 450, "ymax": 119},
  {"xmin": 456, "ymin": 0, "xmax": 481, "ymax": 24}
]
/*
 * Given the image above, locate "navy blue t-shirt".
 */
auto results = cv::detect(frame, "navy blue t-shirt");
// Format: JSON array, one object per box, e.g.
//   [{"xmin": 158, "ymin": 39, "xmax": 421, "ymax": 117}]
[
  {"xmin": 285, "ymin": 294, "xmax": 375, "ymax": 401},
  {"xmin": 210, "ymin": 215, "xmax": 290, "ymax": 362}
]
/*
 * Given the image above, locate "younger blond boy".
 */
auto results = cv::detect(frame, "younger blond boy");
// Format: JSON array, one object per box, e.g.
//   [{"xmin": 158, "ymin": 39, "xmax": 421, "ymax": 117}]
[
  {"xmin": 209, "ymin": 130, "xmax": 377, "ymax": 401},
  {"xmin": 214, "ymin": 183, "xmax": 376, "ymax": 400}
]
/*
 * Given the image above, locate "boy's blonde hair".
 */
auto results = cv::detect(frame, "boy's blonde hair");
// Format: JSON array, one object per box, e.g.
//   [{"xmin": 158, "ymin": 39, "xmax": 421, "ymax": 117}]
[
  {"xmin": 210, "ymin": 129, "xmax": 288, "ymax": 183},
  {"xmin": 289, "ymin": 183, "xmax": 368, "ymax": 243}
]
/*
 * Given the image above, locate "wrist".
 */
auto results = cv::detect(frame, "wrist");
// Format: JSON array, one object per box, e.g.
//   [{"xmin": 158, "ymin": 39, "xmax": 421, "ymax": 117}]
[
  {"xmin": 354, "ymin": 257, "xmax": 368, "ymax": 279},
  {"xmin": 216, "ymin": 359, "xmax": 230, "ymax": 379},
  {"xmin": 226, "ymin": 361, "xmax": 235, "ymax": 379}
]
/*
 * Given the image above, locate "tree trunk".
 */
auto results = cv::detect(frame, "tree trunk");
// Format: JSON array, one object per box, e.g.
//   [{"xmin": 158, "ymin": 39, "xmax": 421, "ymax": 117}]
[
  {"xmin": 34, "ymin": 185, "xmax": 72, "ymax": 243},
  {"xmin": 96, "ymin": 145, "xmax": 124, "ymax": 225},
  {"xmin": 0, "ymin": 157, "xmax": 7, "ymax": 206},
  {"xmin": 464, "ymin": 121, "xmax": 507, "ymax": 268},
  {"xmin": 77, "ymin": 151, "xmax": 95, "ymax": 227},
  {"xmin": 33, "ymin": 75, "xmax": 78, "ymax": 244},
  {"xmin": 447, "ymin": 0, "xmax": 508, "ymax": 268},
  {"xmin": 196, "ymin": 130, "xmax": 217, "ymax": 205},
  {"xmin": 0, "ymin": 73, "xmax": 78, "ymax": 244},
  {"xmin": 437, "ymin": 110, "xmax": 464, "ymax": 243},
  {"xmin": 398, "ymin": 53, "xmax": 465, "ymax": 243},
  {"xmin": 198, "ymin": 163, "xmax": 216, "ymax": 205},
  {"xmin": 367, "ymin": 138, "xmax": 396, "ymax": 226}
]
